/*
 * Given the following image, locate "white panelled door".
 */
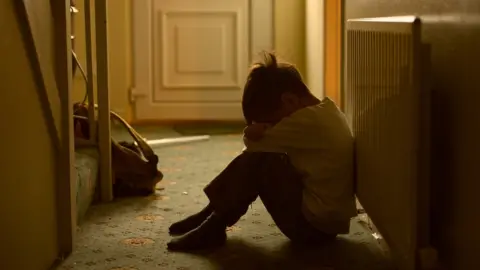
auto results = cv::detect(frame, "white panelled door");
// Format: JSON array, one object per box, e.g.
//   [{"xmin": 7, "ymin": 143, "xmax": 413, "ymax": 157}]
[{"xmin": 132, "ymin": 0, "xmax": 273, "ymax": 121}]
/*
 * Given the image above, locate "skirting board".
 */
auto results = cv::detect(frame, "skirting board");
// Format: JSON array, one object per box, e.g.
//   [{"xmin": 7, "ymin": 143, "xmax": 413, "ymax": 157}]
[{"xmin": 145, "ymin": 135, "xmax": 211, "ymax": 148}]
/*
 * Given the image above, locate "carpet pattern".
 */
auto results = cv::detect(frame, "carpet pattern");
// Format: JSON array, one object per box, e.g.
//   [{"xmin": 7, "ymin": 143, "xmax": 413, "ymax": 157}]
[{"xmin": 58, "ymin": 134, "xmax": 395, "ymax": 270}]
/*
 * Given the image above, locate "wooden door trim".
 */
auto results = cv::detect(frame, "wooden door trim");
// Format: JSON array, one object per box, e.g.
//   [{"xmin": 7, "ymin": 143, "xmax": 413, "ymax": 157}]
[{"xmin": 324, "ymin": 0, "xmax": 342, "ymax": 107}]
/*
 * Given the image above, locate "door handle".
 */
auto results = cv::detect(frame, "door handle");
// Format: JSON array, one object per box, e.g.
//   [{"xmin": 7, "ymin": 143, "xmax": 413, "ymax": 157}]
[{"xmin": 129, "ymin": 87, "xmax": 147, "ymax": 103}]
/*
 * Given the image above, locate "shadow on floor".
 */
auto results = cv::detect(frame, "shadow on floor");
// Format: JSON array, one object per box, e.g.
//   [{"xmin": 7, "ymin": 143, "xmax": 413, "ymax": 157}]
[{"xmin": 182, "ymin": 236, "xmax": 394, "ymax": 270}]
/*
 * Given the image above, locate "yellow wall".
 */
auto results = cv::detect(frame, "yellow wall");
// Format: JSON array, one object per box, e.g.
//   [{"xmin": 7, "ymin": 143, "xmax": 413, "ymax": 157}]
[
  {"xmin": 72, "ymin": 0, "xmax": 97, "ymax": 109},
  {"xmin": 106, "ymin": 0, "xmax": 133, "ymax": 119},
  {"xmin": 0, "ymin": 0, "xmax": 59, "ymax": 269},
  {"xmin": 71, "ymin": 0, "xmax": 132, "ymax": 120},
  {"xmin": 274, "ymin": 0, "xmax": 306, "ymax": 76},
  {"xmin": 72, "ymin": 0, "xmax": 306, "ymax": 121}
]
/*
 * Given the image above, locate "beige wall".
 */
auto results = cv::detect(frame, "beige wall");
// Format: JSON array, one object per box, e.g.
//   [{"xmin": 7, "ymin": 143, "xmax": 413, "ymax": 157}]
[
  {"xmin": 0, "ymin": 0, "xmax": 60, "ymax": 269},
  {"xmin": 72, "ymin": 0, "xmax": 132, "ymax": 119},
  {"xmin": 305, "ymin": 0, "xmax": 325, "ymax": 98},
  {"xmin": 72, "ymin": 0, "xmax": 97, "ymax": 109},
  {"xmin": 274, "ymin": 0, "xmax": 306, "ymax": 76},
  {"xmin": 106, "ymin": 0, "xmax": 133, "ymax": 119},
  {"xmin": 72, "ymin": 0, "xmax": 306, "ymax": 121}
]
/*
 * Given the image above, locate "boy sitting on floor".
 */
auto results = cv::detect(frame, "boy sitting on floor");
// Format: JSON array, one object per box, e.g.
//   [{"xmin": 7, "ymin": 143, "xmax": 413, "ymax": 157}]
[{"xmin": 167, "ymin": 53, "xmax": 357, "ymax": 251}]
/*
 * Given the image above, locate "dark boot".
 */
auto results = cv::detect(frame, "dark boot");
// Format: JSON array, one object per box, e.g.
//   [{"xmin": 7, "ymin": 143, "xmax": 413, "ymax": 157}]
[
  {"xmin": 169, "ymin": 204, "xmax": 213, "ymax": 235},
  {"xmin": 167, "ymin": 212, "xmax": 227, "ymax": 251}
]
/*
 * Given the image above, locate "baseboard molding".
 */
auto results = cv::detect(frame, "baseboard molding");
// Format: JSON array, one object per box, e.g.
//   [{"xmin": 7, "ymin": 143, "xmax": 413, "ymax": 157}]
[{"xmin": 130, "ymin": 119, "xmax": 246, "ymax": 126}]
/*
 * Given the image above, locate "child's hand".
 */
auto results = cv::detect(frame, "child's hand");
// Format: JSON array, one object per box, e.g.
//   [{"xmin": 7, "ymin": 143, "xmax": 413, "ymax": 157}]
[{"xmin": 243, "ymin": 123, "xmax": 270, "ymax": 141}]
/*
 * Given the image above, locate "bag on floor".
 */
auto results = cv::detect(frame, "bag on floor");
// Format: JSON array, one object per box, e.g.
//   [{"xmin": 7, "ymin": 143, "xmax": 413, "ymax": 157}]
[{"xmin": 73, "ymin": 103, "xmax": 163, "ymax": 197}]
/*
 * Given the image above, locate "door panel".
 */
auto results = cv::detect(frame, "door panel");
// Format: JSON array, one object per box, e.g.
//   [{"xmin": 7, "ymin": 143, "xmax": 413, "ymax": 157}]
[{"xmin": 132, "ymin": 0, "xmax": 273, "ymax": 121}]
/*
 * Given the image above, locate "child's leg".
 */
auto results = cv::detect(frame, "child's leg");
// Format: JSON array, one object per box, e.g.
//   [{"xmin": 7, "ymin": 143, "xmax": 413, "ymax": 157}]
[
  {"xmin": 168, "ymin": 204, "xmax": 213, "ymax": 235},
  {"xmin": 168, "ymin": 152, "xmax": 269, "ymax": 250},
  {"xmin": 168, "ymin": 152, "xmax": 334, "ymax": 251},
  {"xmin": 169, "ymin": 152, "xmax": 264, "ymax": 235},
  {"xmin": 256, "ymin": 154, "xmax": 337, "ymax": 243},
  {"xmin": 204, "ymin": 152, "xmax": 335, "ymax": 243}
]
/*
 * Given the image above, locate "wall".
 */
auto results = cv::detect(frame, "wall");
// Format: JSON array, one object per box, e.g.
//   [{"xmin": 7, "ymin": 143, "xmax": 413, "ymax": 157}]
[
  {"xmin": 346, "ymin": 0, "xmax": 480, "ymax": 269},
  {"xmin": 274, "ymin": 0, "xmax": 306, "ymax": 76},
  {"xmin": 305, "ymin": 0, "xmax": 325, "ymax": 98},
  {"xmin": 71, "ymin": 0, "xmax": 306, "ymax": 121},
  {"xmin": 71, "ymin": 0, "xmax": 96, "ymax": 107},
  {"xmin": 72, "ymin": 0, "xmax": 132, "ymax": 119},
  {"xmin": 24, "ymin": 0, "xmax": 63, "ymax": 137},
  {"xmin": 0, "ymin": 0, "xmax": 60, "ymax": 269},
  {"xmin": 106, "ymin": 0, "xmax": 133, "ymax": 119}
]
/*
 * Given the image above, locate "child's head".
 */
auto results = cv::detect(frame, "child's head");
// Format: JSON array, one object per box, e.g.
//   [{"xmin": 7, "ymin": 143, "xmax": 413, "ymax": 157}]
[{"xmin": 242, "ymin": 52, "xmax": 316, "ymax": 124}]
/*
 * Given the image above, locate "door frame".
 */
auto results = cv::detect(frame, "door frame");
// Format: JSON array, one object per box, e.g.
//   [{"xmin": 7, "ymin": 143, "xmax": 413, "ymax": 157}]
[
  {"xmin": 131, "ymin": 0, "xmax": 274, "ymax": 122},
  {"xmin": 324, "ymin": 0, "xmax": 343, "ymax": 108}
]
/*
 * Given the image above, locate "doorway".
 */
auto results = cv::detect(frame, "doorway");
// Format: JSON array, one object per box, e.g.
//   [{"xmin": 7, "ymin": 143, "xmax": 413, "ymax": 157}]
[{"xmin": 131, "ymin": 0, "xmax": 274, "ymax": 121}]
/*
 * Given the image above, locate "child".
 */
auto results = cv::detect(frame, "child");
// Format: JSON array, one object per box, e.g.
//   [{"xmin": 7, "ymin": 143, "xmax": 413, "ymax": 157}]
[{"xmin": 167, "ymin": 53, "xmax": 357, "ymax": 251}]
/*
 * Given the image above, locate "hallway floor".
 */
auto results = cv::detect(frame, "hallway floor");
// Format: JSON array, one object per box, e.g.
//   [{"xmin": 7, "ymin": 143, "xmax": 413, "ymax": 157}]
[{"xmin": 59, "ymin": 132, "xmax": 395, "ymax": 270}]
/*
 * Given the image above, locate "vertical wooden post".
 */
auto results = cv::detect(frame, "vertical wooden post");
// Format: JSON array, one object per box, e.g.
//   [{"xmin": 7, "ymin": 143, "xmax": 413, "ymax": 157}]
[
  {"xmin": 50, "ymin": 0, "xmax": 77, "ymax": 256},
  {"xmin": 95, "ymin": 0, "xmax": 113, "ymax": 202},
  {"xmin": 84, "ymin": 0, "xmax": 96, "ymax": 144}
]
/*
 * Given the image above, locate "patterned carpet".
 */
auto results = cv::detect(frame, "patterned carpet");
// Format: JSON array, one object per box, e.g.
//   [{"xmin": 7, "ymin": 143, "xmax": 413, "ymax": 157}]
[{"xmin": 59, "ymin": 134, "xmax": 395, "ymax": 270}]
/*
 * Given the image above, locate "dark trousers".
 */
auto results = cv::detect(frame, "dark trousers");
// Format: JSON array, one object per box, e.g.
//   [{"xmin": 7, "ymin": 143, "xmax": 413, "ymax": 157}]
[{"xmin": 204, "ymin": 152, "xmax": 336, "ymax": 243}]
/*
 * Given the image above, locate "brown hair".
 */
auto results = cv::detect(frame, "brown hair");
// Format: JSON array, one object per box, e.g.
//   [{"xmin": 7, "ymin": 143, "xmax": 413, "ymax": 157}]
[{"xmin": 242, "ymin": 52, "xmax": 310, "ymax": 124}]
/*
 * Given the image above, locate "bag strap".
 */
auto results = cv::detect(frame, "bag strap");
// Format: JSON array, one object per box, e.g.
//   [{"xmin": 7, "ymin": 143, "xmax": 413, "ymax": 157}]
[
  {"xmin": 73, "ymin": 102, "xmax": 156, "ymax": 162},
  {"xmin": 109, "ymin": 111, "xmax": 156, "ymax": 161}
]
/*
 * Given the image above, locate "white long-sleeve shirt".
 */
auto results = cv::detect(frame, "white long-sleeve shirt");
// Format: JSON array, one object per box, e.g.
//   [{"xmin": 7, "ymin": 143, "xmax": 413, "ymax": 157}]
[{"xmin": 244, "ymin": 97, "xmax": 357, "ymax": 234}]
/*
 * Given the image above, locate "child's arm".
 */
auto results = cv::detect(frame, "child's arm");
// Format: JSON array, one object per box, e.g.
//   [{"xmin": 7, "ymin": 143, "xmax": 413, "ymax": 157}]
[
  {"xmin": 243, "ymin": 123, "xmax": 270, "ymax": 141},
  {"xmin": 260, "ymin": 108, "xmax": 328, "ymax": 149},
  {"xmin": 244, "ymin": 106, "xmax": 341, "ymax": 151},
  {"xmin": 242, "ymin": 115, "xmax": 317, "ymax": 152},
  {"xmin": 243, "ymin": 123, "xmax": 286, "ymax": 153}
]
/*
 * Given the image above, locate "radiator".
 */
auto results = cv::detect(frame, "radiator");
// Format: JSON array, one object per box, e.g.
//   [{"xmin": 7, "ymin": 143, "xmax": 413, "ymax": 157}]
[{"xmin": 345, "ymin": 16, "xmax": 432, "ymax": 270}]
